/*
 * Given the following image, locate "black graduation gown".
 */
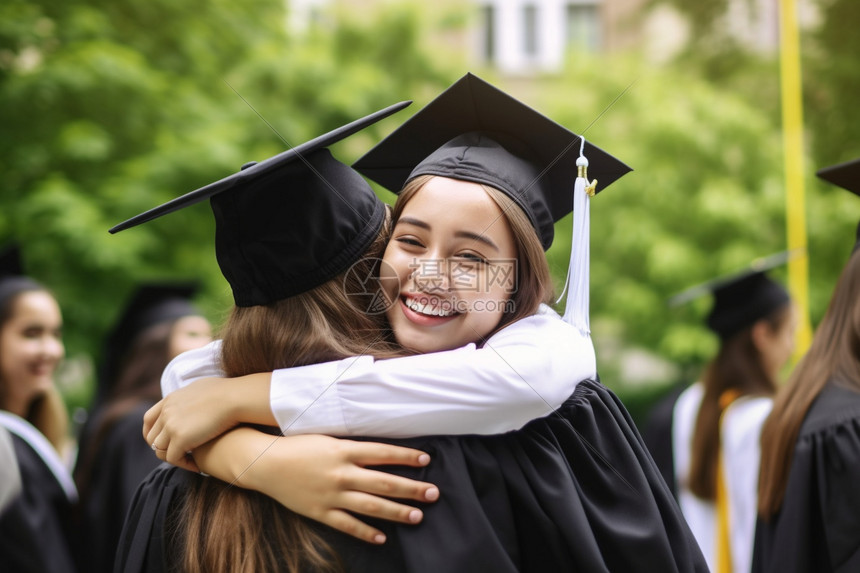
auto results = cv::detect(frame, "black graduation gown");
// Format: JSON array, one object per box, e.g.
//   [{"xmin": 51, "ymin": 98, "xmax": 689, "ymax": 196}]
[
  {"xmin": 77, "ymin": 402, "xmax": 162, "ymax": 573},
  {"xmin": 0, "ymin": 433, "xmax": 78, "ymax": 573},
  {"xmin": 752, "ymin": 380, "xmax": 860, "ymax": 573},
  {"xmin": 116, "ymin": 379, "xmax": 707, "ymax": 572}
]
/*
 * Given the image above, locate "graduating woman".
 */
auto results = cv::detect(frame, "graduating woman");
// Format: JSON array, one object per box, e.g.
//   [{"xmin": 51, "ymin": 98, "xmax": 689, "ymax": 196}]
[
  {"xmin": 73, "ymin": 282, "xmax": 212, "ymax": 573},
  {"xmin": 0, "ymin": 244, "xmax": 78, "ymax": 573},
  {"xmin": 754, "ymin": 158, "xmax": 860, "ymax": 573},
  {"xmin": 665, "ymin": 257, "xmax": 796, "ymax": 573}
]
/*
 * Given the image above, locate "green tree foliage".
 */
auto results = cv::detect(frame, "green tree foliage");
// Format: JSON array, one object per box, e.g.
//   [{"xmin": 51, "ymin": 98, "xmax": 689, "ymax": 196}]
[
  {"xmin": 625, "ymin": 0, "xmax": 860, "ymax": 379},
  {"xmin": 647, "ymin": 0, "xmax": 860, "ymax": 184},
  {"xmin": 518, "ymin": 59, "xmax": 786, "ymax": 374}
]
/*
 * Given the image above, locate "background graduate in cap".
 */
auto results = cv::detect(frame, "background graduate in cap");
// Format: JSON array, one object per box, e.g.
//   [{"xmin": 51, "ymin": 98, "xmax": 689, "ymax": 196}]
[
  {"xmin": 72, "ymin": 282, "xmax": 212, "ymax": 573},
  {"xmin": 0, "ymin": 244, "xmax": 78, "ymax": 573},
  {"xmin": 135, "ymin": 74, "xmax": 707, "ymax": 571},
  {"xmin": 656, "ymin": 252, "xmax": 797, "ymax": 573},
  {"xmin": 754, "ymin": 158, "xmax": 860, "ymax": 573}
]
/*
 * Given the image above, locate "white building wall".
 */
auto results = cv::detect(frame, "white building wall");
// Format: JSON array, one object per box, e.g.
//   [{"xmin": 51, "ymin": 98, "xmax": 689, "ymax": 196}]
[{"xmin": 481, "ymin": 0, "xmax": 572, "ymax": 74}]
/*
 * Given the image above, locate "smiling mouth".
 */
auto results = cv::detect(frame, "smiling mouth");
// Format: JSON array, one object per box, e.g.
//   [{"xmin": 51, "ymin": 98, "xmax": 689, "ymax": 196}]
[{"xmin": 402, "ymin": 295, "xmax": 460, "ymax": 318}]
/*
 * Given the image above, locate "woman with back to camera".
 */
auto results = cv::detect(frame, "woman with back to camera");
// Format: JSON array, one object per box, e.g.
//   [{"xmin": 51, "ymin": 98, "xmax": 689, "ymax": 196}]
[
  {"xmin": 0, "ymin": 244, "xmax": 78, "ymax": 573},
  {"xmin": 754, "ymin": 158, "xmax": 860, "ymax": 573},
  {"xmin": 113, "ymin": 103, "xmax": 446, "ymax": 573},
  {"xmin": 667, "ymin": 255, "xmax": 797, "ymax": 573}
]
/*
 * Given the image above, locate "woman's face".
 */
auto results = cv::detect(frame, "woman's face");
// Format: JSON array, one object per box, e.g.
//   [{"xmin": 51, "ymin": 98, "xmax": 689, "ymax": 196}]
[
  {"xmin": 381, "ymin": 177, "xmax": 518, "ymax": 353},
  {"xmin": 0, "ymin": 291, "xmax": 64, "ymax": 409},
  {"xmin": 167, "ymin": 315, "xmax": 213, "ymax": 360}
]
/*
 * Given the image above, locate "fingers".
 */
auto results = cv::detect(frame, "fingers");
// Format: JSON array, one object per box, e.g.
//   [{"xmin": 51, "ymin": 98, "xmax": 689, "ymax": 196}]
[
  {"xmin": 339, "ymin": 490, "xmax": 426, "ymax": 525},
  {"xmin": 342, "ymin": 469, "xmax": 440, "ymax": 503},
  {"xmin": 151, "ymin": 440, "xmax": 200, "ymax": 473},
  {"xmin": 165, "ymin": 439, "xmax": 193, "ymax": 471},
  {"xmin": 322, "ymin": 510, "xmax": 388, "ymax": 545},
  {"xmin": 342, "ymin": 441, "xmax": 432, "ymax": 468},
  {"xmin": 142, "ymin": 401, "xmax": 163, "ymax": 441}
]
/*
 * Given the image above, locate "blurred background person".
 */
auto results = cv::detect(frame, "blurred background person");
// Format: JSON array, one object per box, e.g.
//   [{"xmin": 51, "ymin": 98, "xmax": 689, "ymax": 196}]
[
  {"xmin": 73, "ymin": 282, "xmax": 212, "ymax": 573},
  {"xmin": 755, "ymin": 158, "xmax": 860, "ymax": 573},
  {"xmin": 646, "ymin": 253, "xmax": 796, "ymax": 572},
  {"xmin": 0, "ymin": 244, "xmax": 77, "ymax": 572}
]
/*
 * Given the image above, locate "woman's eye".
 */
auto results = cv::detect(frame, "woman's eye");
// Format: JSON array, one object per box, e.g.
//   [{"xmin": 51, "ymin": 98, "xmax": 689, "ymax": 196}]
[
  {"xmin": 456, "ymin": 252, "xmax": 488, "ymax": 265},
  {"xmin": 396, "ymin": 237, "xmax": 424, "ymax": 248}
]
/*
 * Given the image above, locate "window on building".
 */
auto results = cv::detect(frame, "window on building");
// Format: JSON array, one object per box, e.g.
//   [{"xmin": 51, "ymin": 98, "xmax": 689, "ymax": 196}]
[
  {"xmin": 566, "ymin": 2, "xmax": 600, "ymax": 52},
  {"xmin": 482, "ymin": 4, "xmax": 496, "ymax": 63},
  {"xmin": 523, "ymin": 4, "xmax": 538, "ymax": 57}
]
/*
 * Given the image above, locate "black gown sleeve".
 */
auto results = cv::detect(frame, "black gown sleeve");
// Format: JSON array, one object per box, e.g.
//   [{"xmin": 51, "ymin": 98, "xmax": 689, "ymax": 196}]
[
  {"xmin": 0, "ymin": 435, "xmax": 78, "ymax": 573},
  {"xmin": 752, "ymin": 381, "xmax": 860, "ymax": 573}
]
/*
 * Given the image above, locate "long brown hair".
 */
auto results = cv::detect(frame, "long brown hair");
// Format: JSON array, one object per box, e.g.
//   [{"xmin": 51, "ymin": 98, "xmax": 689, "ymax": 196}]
[
  {"xmin": 175, "ymin": 228, "xmax": 402, "ymax": 573},
  {"xmin": 687, "ymin": 304, "xmax": 792, "ymax": 500},
  {"xmin": 394, "ymin": 175, "xmax": 554, "ymax": 343},
  {"xmin": 758, "ymin": 249, "xmax": 860, "ymax": 518}
]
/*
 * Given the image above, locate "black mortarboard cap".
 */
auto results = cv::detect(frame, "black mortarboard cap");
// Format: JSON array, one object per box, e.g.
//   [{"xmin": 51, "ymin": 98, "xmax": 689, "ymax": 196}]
[
  {"xmin": 0, "ymin": 243, "xmax": 42, "ymax": 307},
  {"xmin": 0, "ymin": 244, "xmax": 24, "ymax": 279},
  {"xmin": 352, "ymin": 73, "xmax": 632, "ymax": 250},
  {"xmin": 110, "ymin": 101, "xmax": 411, "ymax": 306},
  {"xmin": 98, "ymin": 282, "xmax": 200, "ymax": 401},
  {"xmin": 668, "ymin": 251, "xmax": 795, "ymax": 340},
  {"xmin": 816, "ymin": 157, "xmax": 860, "ymax": 250}
]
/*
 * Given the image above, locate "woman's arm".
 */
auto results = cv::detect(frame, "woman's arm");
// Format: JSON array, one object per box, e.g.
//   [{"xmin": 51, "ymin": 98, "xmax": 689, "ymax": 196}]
[
  {"xmin": 165, "ymin": 427, "xmax": 439, "ymax": 545},
  {"xmin": 153, "ymin": 306, "xmax": 594, "ymax": 448}
]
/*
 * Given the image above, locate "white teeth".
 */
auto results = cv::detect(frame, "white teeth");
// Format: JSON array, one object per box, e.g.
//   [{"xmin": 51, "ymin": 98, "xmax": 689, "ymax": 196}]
[{"xmin": 405, "ymin": 297, "xmax": 455, "ymax": 317}]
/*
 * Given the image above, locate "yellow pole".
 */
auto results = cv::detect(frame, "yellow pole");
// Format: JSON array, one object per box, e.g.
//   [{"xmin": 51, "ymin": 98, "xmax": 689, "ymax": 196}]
[{"xmin": 779, "ymin": 0, "xmax": 812, "ymax": 360}]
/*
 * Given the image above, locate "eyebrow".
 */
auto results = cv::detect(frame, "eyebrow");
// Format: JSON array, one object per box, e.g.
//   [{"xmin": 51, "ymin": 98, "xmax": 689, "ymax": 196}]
[{"xmin": 397, "ymin": 216, "xmax": 500, "ymax": 251}]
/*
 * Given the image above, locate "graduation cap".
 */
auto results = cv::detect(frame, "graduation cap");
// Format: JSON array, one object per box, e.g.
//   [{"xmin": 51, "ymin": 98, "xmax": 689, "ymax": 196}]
[
  {"xmin": 0, "ymin": 244, "xmax": 24, "ymax": 279},
  {"xmin": 668, "ymin": 251, "xmax": 797, "ymax": 340},
  {"xmin": 109, "ymin": 101, "xmax": 411, "ymax": 307},
  {"xmin": 816, "ymin": 157, "xmax": 860, "ymax": 251},
  {"xmin": 353, "ymin": 72, "xmax": 633, "ymax": 250},
  {"xmin": 0, "ymin": 244, "xmax": 44, "ymax": 307}
]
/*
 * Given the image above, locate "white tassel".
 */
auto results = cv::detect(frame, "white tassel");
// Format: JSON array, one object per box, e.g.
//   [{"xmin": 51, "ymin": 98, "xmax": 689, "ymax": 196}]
[{"xmin": 555, "ymin": 138, "xmax": 596, "ymax": 335}]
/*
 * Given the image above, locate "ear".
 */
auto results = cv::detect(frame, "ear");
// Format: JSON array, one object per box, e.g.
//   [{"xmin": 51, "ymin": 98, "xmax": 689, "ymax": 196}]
[{"xmin": 750, "ymin": 319, "xmax": 773, "ymax": 354}]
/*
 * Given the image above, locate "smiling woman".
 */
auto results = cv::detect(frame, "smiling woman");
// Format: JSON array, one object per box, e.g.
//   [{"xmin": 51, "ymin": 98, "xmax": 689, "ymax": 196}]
[{"xmin": 0, "ymin": 245, "xmax": 78, "ymax": 573}]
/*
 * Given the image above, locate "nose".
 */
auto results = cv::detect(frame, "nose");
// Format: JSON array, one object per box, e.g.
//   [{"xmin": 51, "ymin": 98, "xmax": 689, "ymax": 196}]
[
  {"xmin": 42, "ymin": 334, "xmax": 65, "ymax": 362},
  {"xmin": 410, "ymin": 258, "xmax": 451, "ymax": 293}
]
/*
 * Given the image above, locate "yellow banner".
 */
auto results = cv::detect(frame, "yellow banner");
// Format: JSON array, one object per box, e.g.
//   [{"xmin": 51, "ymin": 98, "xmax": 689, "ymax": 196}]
[{"xmin": 780, "ymin": 0, "xmax": 812, "ymax": 361}]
